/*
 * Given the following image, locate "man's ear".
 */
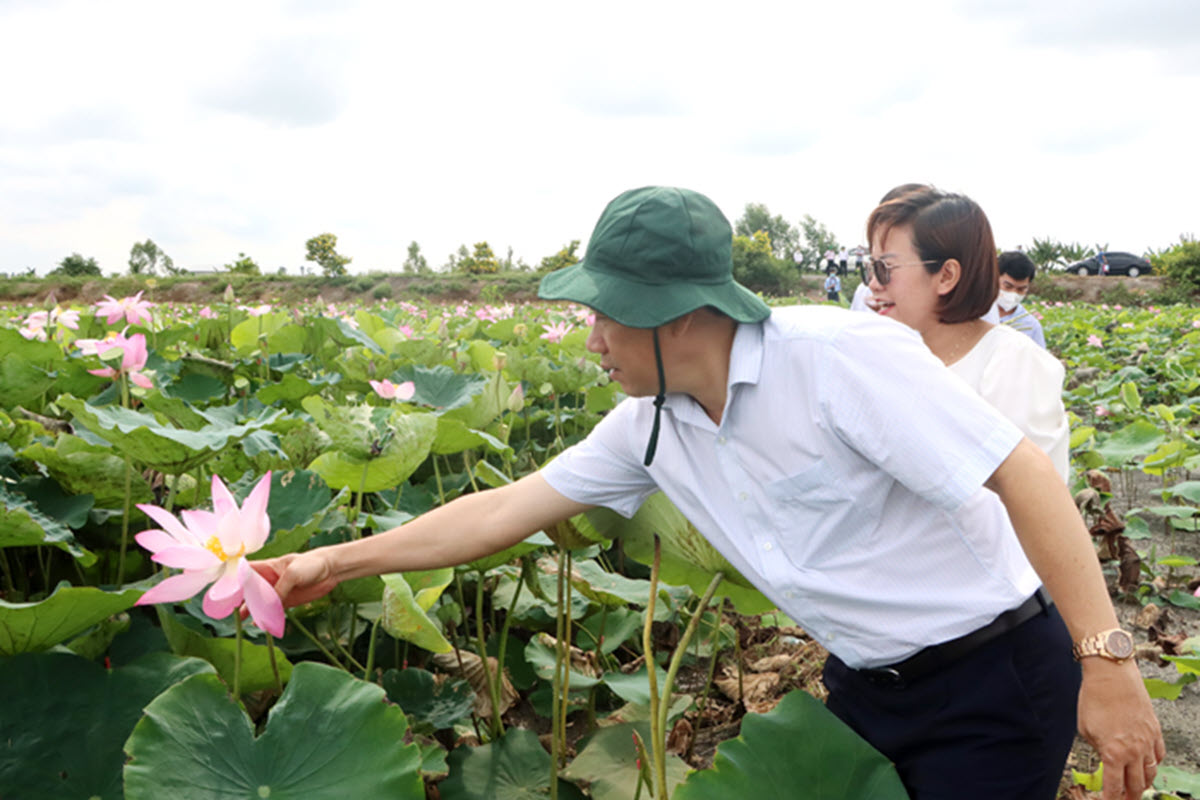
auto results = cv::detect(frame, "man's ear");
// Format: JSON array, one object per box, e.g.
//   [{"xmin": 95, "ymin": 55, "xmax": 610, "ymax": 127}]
[{"xmin": 936, "ymin": 259, "xmax": 962, "ymax": 296}]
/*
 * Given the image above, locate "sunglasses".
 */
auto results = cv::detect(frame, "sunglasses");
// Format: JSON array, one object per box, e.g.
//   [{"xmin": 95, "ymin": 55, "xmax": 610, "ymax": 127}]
[{"xmin": 869, "ymin": 258, "xmax": 944, "ymax": 286}]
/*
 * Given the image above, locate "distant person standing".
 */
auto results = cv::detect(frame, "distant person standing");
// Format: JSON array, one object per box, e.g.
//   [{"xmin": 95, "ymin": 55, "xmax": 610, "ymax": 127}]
[
  {"xmin": 824, "ymin": 268, "xmax": 842, "ymax": 302},
  {"xmin": 1098, "ymin": 251, "xmax": 1110, "ymax": 275},
  {"xmin": 997, "ymin": 251, "xmax": 1047, "ymax": 348}
]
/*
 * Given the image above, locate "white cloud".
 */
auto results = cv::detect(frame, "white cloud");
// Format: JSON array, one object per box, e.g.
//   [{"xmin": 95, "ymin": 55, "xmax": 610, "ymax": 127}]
[{"xmin": 0, "ymin": 0, "xmax": 1197, "ymax": 276}]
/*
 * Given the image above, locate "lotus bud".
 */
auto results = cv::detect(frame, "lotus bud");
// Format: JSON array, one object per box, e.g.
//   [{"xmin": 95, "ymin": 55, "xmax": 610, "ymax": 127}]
[
  {"xmin": 44, "ymin": 291, "xmax": 57, "ymax": 311},
  {"xmin": 513, "ymin": 323, "xmax": 528, "ymax": 339},
  {"xmin": 493, "ymin": 351, "xmax": 508, "ymax": 371},
  {"xmin": 223, "ymin": 284, "xmax": 235, "ymax": 303},
  {"xmin": 507, "ymin": 384, "xmax": 525, "ymax": 414}
]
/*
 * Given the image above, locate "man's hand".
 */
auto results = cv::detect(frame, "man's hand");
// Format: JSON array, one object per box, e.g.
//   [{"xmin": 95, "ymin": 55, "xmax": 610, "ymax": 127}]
[
  {"xmin": 1077, "ymin": 659, "xmax": 1166, "ymax": 800},
  {"xmin": 251, "ymin": 552, "xmax": 340, "ymax": 609}
]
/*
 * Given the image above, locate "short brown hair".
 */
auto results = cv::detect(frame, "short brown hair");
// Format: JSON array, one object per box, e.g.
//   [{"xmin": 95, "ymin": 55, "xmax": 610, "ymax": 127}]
[{"xmin": 866, "ymin": 190, "xmax": 997, "ymax": 324}]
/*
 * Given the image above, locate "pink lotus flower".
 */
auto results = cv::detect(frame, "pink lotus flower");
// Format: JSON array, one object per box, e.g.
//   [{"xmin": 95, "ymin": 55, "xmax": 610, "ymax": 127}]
[
  {"xmin": 199, "ymin": 306, "xmax": 216, "ymax": 319},
  {"xmin": 241, "ymin": 304, "xmax": 272, "ymax": 317},
  {"xmin": 134, "ymin": 472, "xmax": 284, "ymax": 637},
  {"xmin": 541, "ymin": 321, "xmax": 573, "ymax": 343},
  {"xmin": 397, "ymin": 324, "xmax": 414, "ymax": 338},
  {"xmin": 19, "ymin": 307, "xmax": 80, "ymax": 340},
  {"xmin": 1087, "ymin": 334, "xmax": 1103, "ymax": 347},
  {"xmin": 1096, "ymin": 406, "xmax": 1111, "ymax": 417},
  {"xmin": 84, "ymin": 331, "xmax": 154, "ymax": 388},
  {"xmin": 96, "ymin": 291, "xmax": 154, "ymax": 326},
  {"xmin": 369, "ymin": 379, "xmax": 415, "ymax": 400},
  {"xmin": 1192, "ymin": 319, "xmax": 1200, "ymax": 329}
]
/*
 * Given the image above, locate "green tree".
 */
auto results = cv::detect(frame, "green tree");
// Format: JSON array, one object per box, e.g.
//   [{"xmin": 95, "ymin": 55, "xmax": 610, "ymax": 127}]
[
  {"xmin": 305, "ymin": 233, "xmax": 351, "ymax": 277},
  {"xmin": 796, "ymin": 214, "xmax": 841, "ymax": 272},
  {"xmin": 731, "ymin": 231, "xmax": 793, "ymax": 294},
  {"xmin": 225, "ymin": 252, "xmax": 260, "ymax": 275},
  {"xmin": 1151, "ymin": 235, "xmax": 1200, "ymax": 293},
  {"xmin": 1025, "ymin": 237, "xmax": 1064, "ymax": 270},
  {"xmin": 403, "ymin": 241, "xmax": 430, "ymax": 274},
  {"xmin": 735, "ymin": 203, "xmax": 798, "ymax": 260},
  {"xmin": 1060, "ymin": 242, "xmax": 1096, "ymax": 265},
  {"xmin": 458, "ymin": 241, "xmax": 499, "ymax": 275},
  {"xmin": 51, "ymin": 253, "xmax": 102, "ymax": 277},
  {"xmin": 539, "ymin": 240, "xmax": 581, "ymax": 273},
  {"xmin": 128, "ymin": 239, "xmax": 176, "ymax": 276}
]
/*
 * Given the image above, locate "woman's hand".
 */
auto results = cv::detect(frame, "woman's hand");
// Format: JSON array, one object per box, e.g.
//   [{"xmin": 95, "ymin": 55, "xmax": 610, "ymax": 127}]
[{"xmin": 251, "ymin": 551, "xmax": 341, "ymax": 608}]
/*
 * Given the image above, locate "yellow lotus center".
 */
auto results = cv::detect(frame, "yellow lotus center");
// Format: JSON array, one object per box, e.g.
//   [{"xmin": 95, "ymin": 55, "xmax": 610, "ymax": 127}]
[{"xmin": 205, "ymin": 536, "xmax": 245, "ymax": 562}]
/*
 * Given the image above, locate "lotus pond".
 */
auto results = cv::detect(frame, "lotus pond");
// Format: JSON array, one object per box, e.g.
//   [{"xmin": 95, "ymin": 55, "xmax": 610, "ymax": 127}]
[{"xmin": 1, "ymin": 291, "xmax": 1199, "ymax": 799}]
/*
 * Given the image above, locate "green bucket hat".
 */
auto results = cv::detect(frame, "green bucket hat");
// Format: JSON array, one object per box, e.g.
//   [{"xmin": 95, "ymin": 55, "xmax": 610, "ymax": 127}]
[{"xmin": 538, "ymin": 186, "xmax": 771, "ymax": 328}]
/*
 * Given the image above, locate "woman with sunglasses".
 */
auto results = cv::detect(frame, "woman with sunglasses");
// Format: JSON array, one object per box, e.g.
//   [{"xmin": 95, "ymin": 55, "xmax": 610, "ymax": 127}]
[{"xmin": 864, "ymin": 188, "xmax": 1069, "ymax": 480}]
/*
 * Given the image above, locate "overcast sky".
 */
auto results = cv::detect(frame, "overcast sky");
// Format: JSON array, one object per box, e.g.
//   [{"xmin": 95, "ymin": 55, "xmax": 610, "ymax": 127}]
[{"xmin": 1, "ymin": 0, "xmax": 1197, "ymax": 275}]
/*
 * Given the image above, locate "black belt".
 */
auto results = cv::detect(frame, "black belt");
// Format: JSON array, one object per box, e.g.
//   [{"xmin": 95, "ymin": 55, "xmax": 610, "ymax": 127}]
[{"xmin": 858, "ymin": 587, "xmax": 1052, "ymax": 688}]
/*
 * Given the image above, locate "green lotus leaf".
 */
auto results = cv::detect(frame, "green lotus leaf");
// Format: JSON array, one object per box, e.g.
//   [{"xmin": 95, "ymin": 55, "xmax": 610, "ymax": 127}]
[
  {"xmin": 562, "ymin": 722, "xmax": 690, "ymax": 800},
  {"xmin": 0, "ymin": 582, "xmax": 142, "ymax": 654},
  {"xmin": 415, "ymin": 736, "xmax": 450, "ymax": 780},
  {"xmin": 599, "ymin": 663, "xmax": 670, "ymax": 707},
  {"xmin": 1165, "ymin": 480, "xmax": 1200, "ymax": 504},
  {"xmin": 382, "ymin": 667, "xmax": 475, "ymax": 730},
  {"xmin": 673, "ymin": 690, "xmax": 909, "ymax": 800},
  {"xmin": 0, "ymin": 408, "xmax": 43, "ymax": 450},
  {"xmin": 432, "ymin": 415, "xmax": 514, "ymax": 458},
  {"xmin": 1095, "ymin": 420, "xmax": 1165, "ymax": 466},
  {"xmin": 164, "ymin": 372, "xmax": 229, "ymax": 403},
  {"xmin": 380, "ymin": 572, "xmax": 453, "ymax": 653},
  {"xmin": 14, "ymin": 474, "xmax": 94, "ymax": 528},
  {"xmin": 441, "ymin": 371, "xmax": 510, "ymax": 430},
  {"xmin": 439, "ymin": 727, "xmax": 586, "ymax": 800},
  {"xmin": 524, "ymin": 632, "xmax": 602, "ymax": 689},
  {"xmin": 229, "ymin": 311, "xmax": 290, "ymax": 355},
  {"xmin": 58, "ymin": 395, "xmax": 283, "ymax": 474},
  {"xmin": 124, "ymin": 663, "xmax": 423, "ymax": 799},
  {"xmin": 301, "ymin": 395, "xmax": 380, "ymax": 459},
  {"xmin": 0, "ymin": 651, "xmax": 214, "ymax": 800},
  {"xmin": 0, "ymin": 491, "xmax": 95, "ymax": 564},
  {"xmin": 0, "ymin": 351, "xmax": 57, "ymax": 409},
  {"xmin": 306, "ymin": 411, "xmax": 436, "ymax": 493},
  {"xmin": 395, "ymin": 364, "xmax": 488, "ymax": 411},
  {"xmin": 158, "ymin": 609, "xmax": 293, "ymax": 693},
  {"xmin": 465, "ymin": 530, "xmax": 553, "ymax": 573},
  {"xmin": 21, "ymin": 433, "xmax": 155, "ymax": 508},
  {"xmin": 257, "ymin": 371, "xmax": 331, "ymax": 405},
  {"xmin": 580, "ymin": 493, "xmax": 774, "ymax": 615},
  {"xmin": 1156, "ymin": 765, "xmax": 1200, "ymax": 796},
  {"xmin": 566, "ymin": 558, "xmax": 651, "ymax": 607}
]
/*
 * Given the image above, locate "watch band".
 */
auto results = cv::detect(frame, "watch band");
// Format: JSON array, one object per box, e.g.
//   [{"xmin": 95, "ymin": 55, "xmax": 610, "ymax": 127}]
[{"xmin": 1072, "ymin": 628, "xmax": 1134, "ymax": 662}]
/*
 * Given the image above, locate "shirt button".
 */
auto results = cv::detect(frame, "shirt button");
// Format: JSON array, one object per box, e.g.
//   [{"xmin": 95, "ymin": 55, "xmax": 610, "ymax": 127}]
[
  {"xmin": 784, "ymin": 590, "xmax": 795, "ymax": 599},
  {"xmin": 717, "ymin": 436, "xmax": 727, "ymax": 445},
  {"xmin": 738, "ymin": 492, "xmax": 748, "ymax": 502},
  {"xmin": 763, "ymin": 542, "xmax": 773, "ymax": 551}
]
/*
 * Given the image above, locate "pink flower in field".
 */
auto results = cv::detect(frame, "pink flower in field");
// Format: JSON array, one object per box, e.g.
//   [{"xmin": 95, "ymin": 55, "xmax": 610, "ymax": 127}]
[
  {"xmin": 134, "ymin": 472, "xmax": 284, "ymax": 637},
  {"xmin": 199, "ymin": 306, "xmax": 216, "ymax": 319},
  {"xmin": 541, "ymin": 321, "xmax": 573, "ymax": 343},
  {"xmin": 1087, "ymin": 334, "xmax": 1103, "ymax": 347},
  {"xmin": 1054, "ymin": 301, "xmax": 1065, "ymax": 307},
  {"xmin": 397, "ymin": 324, "xmax": 414, "ymax": 338},
  {"xmin": 1096, "ymin": 406, "xmax": 1111, "ymax": 417},
  {"xmin": 1192, "ymin": 319, "xmax": 1200, "ymax": 329},
  {"xmin": 476, "ymin": 307, "xmax": 498, "ymax": 323},
  {"xmin": 96, "ymin": 291, "xmax": 154, "ymax": 326},
  {"xmin": 85, "ymin": 331, "xmax": 154, "ymax": 388},
  {"xmin": 1033, "ymin": 312, "xmax": 1044, "ymax": 320},
  {"xmin": 19, "ymin": 307, "xmax": 80, "ymax": 340},
  {"xmin": 1114, "ymin": 305, "xmax": 1123, "ymax": 310},
  {"xmin": 573, "ymin": 307, "xmax": 597, "ymax": 326},
  {"xmin": 369, "ymin": 379, "xmax": 415, "ymax": 401},
  {"xmin": 241, "ymin": 304, "xmax": 272, "ymax": 317}
]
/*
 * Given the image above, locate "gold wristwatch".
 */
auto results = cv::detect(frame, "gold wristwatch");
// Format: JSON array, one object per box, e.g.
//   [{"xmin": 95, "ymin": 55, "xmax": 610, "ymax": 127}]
[{"xmin": 1072, "ymin": 628, "xmax": 1134, "ymax": 662}]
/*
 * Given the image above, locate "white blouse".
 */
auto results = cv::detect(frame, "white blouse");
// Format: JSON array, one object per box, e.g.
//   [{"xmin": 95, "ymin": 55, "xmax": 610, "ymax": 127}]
[{"xmin": 949, "ymin": 325, "xmax": 1069, "ymax": 481}]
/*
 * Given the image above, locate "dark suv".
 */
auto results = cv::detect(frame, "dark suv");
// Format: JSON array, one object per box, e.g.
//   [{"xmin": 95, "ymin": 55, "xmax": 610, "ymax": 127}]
[{"xmin": 1068, "ymin": 251, "xmax": 1153, "ymax": 277}]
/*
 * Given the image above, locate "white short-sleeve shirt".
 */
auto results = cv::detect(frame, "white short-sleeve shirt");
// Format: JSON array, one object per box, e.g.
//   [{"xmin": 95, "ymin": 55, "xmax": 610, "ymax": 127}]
[{"xmin": 541, "ymin": 306, "xmax": 1040, "ymax": 668}]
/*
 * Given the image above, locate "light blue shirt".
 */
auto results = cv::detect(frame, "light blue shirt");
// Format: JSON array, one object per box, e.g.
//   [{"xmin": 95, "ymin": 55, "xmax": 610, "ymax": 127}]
[
  {"xmin": 1000, "ymin": 303, "xmax": 1047, "ymax": 348},
  {"xmin": 542, "ymin": 306, "xmax": 1038, "ymax": 668}
]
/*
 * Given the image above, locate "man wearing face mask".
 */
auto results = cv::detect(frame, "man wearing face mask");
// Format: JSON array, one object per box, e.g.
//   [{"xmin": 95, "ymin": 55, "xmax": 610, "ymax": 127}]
[{"xmin": 997, "ymin": 251, "xmax": 1046, "ymax": 348}]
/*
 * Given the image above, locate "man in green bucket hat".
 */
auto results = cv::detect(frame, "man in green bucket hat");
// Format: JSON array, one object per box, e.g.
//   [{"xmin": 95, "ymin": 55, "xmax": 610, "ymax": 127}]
[{"xmin": 257, "ymin": 186, "xmax": 1162, "ymax": 800}]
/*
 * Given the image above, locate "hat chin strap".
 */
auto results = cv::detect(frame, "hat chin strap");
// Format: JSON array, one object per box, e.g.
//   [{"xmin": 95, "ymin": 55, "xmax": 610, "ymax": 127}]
[{"xmin": 643, "ymin": 327, "xmax": 666, "ymax": 467}]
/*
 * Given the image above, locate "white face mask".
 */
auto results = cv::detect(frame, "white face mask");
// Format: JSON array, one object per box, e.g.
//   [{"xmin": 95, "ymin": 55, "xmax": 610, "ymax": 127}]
[{"xmin": 996, "ymin": 290, "xmax": 1022, "ymax": 312}]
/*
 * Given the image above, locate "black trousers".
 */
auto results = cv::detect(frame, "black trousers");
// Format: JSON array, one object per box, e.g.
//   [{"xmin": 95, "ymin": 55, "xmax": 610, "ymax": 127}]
[{"xmin": 822, "ymin": 605, "xmax": 1081, "ymax": 800}]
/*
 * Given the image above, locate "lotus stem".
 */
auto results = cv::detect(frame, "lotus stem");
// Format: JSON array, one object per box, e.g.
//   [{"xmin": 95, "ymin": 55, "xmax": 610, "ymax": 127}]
[
  {"xmin": 643, "ymin": 535, "xmax": 664, "ymax": 799},
  {"xmin": 267, "ymin": 632, "xmax": 284, "ymax": 693},
  {"xmin": 233, "ymin": 612, "xmax": 243, "ymax": 699},
  {"xmin": 286, "ymin": 611, "xmax": 346, "ymax": 671},
  {"xmin": 657, "ymin": 570, "xmax": 724, "ymax": 776},
  {"xmin": 116, "ymin": 454, "xmax": 134, "ymax": 586},
  {"xmin": 475, "ymin": 571, "xmax": 504, "ymax": 738},
  {"xmin": 363, "ymin": 618, "xmax": 381, "ymax": 682}
]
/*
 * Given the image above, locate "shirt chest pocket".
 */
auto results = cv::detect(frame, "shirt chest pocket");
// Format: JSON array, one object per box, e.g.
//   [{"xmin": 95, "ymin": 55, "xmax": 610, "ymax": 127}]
[{"xmin": 762, "ymin": 462, "xmax": 875, "ymax": 566}]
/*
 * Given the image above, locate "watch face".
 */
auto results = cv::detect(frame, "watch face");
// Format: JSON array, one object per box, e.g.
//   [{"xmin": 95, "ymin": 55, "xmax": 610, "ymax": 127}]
[{"xmin": 1106, "ymin": 630, "xmax": 1134, "ymax": 659}]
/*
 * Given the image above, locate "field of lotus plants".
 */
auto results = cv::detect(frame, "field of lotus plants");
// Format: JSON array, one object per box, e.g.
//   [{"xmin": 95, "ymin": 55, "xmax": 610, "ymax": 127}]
[{"xmin": 2, "ymin": 287, "xmax": 1199, "ymax": 799}]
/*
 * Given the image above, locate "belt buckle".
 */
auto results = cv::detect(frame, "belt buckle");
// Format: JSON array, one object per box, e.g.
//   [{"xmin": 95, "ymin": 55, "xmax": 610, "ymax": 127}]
[{"xmin": 862, "ymin": 666, "xmax": 906, "ymax": 689}]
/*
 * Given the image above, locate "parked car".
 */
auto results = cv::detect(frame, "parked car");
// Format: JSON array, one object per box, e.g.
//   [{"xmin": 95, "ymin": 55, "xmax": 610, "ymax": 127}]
[{"xmin": 1068, "ymin": 251, "xmax": 1153, "ymax": 277}]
